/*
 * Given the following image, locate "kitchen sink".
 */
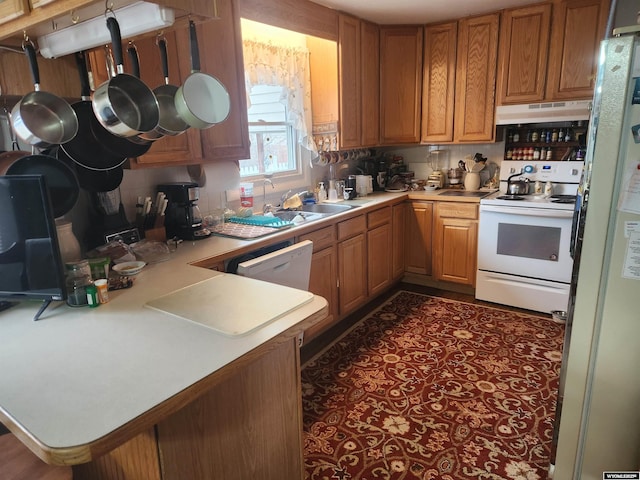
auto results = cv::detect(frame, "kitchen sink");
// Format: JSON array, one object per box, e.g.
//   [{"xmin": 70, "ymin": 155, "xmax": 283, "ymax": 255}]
[
  {"xmin": 299, "ymin": 203, "xmax": 359, "ymax": 214},
  {"xmin": 272, "ymin": 210, "xmax": 325, "ymax": 223}
]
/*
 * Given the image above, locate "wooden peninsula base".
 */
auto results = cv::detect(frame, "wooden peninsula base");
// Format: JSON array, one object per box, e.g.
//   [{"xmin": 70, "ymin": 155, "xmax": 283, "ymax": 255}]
[{"xmin": 73, "ymin": 338, "xmax": 305, "ymax": 480}]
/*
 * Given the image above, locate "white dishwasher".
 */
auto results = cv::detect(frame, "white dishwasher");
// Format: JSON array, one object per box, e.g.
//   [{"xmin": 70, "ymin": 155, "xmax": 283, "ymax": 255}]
[{"xmin": 236, "ymin": 240, "xmax": 313, "ymax": 290}]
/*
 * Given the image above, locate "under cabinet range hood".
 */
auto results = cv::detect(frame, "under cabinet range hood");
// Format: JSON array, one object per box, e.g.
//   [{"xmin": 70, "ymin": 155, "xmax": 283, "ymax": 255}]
[
  {"xmin": 495, "ymin": 100, "xmax": 591, "ymax": 125},
  {"xmin": 36, "ymin": 1, "xmax": 175, "ymax": 59}
]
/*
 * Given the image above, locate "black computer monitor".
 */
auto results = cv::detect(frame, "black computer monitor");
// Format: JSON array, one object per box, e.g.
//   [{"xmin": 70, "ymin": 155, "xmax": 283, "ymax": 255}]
[{"xmin": 0, "ymin": 175, "xmax": 67, "ymax": 320}]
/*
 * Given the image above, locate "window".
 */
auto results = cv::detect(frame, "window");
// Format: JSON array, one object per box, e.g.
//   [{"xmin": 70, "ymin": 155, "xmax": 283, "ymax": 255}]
[
  {"xmin": 239, "ymin": 19, "xmax": 318, "ymax": 182},
  {"xmin": 239, "ymin": 85, "xmax": 297, "ymax": 177}
]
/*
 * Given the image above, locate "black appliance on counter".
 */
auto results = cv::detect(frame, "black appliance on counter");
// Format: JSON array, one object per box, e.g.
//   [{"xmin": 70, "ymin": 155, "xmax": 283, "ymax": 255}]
[
  {"xmin": 86, "ymin": 189, "xmax": 139, "ymax": 249},
  {"xmin": 158, "ymin": 182, "xmax": 210, "ymax": 241}
]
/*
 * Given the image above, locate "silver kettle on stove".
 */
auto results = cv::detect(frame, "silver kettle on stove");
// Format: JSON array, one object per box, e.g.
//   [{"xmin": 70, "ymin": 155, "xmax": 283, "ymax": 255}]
[{"xmin": 506, "ymin": 172, "xmax": 530, "ymax": 195}]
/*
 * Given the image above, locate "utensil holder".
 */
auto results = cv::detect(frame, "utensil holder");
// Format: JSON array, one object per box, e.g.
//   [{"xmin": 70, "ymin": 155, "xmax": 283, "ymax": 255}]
[{"xmin": 464, "ymin": 172, "xmax": 481, "ymax": 191}]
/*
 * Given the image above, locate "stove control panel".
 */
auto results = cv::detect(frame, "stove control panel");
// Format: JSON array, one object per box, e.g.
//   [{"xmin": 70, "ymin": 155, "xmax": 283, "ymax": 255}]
[{"xmin": 501, "ymin": 161, "xmax": 583, "ymax": 183}]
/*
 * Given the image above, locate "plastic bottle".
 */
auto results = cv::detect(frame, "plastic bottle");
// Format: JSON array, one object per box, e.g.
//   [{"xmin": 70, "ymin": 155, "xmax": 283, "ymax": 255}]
[{"xmin": 318, "ymin": 182, "xmax": 327, "ymax": 202}]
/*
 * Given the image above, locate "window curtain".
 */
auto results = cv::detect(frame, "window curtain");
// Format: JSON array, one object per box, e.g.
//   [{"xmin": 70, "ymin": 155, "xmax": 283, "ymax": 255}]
[{"xmin": 242, "ymin": 39, "xmax": 317, "ymax": 156}]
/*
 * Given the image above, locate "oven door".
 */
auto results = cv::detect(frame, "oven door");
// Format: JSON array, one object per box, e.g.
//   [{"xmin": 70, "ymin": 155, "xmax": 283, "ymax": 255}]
[{"xmin": 477, "ymin": 205, "xmax": 574, "ymax": 282}]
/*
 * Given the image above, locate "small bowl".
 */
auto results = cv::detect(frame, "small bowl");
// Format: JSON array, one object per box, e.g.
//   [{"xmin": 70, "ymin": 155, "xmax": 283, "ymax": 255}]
[
  {"xmin": 424, "ymin": 185, "xmax": 438, "ymax": 191},
  {"xmin": 112, "ymin": 261, "xmax": 146, "ymax": 276},
  {"xmin": 550, "ymin": 310, "xmax": 567, "ymax": 323}
]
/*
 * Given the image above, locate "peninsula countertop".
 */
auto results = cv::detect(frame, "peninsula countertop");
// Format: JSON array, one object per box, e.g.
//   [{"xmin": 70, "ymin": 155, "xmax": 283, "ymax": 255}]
[{"xmin": 0, "ymin": 243, "xmax": 328, "ymax": 465}]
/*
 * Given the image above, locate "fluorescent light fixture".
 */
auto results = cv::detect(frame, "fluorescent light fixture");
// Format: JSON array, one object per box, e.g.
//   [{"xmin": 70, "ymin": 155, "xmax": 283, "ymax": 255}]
[{"xmin": 37, "ymin": 2, "xmax": 175, "ymax": 59}]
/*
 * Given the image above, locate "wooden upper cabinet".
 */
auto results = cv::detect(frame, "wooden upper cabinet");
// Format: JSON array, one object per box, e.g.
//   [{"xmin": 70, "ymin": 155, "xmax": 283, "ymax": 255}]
[
  {"xmin": 497, "ymin": 3, "xmax": 551, "ymax": 105},
  {"xmin": 197, "ymin": 0, "xmax": 250, "ymax": 162},
  {"xmin": 338, "ymin": 15, "xmax": 379, "ymax": 149},
  {"xmin": 338, "ymin": 14, "xmax": 361, "ymax": 149},
  {"xmin": 360, "ymin": 20, "xmax": 380, "ymax": 147},
  {"xmin": 379, "ymin": 26, "xmax": 423, "ymax": 144},
  {"xmin": 421, "ymin": 21, "xmax": 457, "ymax": 143},
  {"xmin": 546, "ymin": 0, "xmax": 610, "ymax": 100},
  {"xmin": 454, "ymin": 13, "xmax": 499, "ymax": 143}
]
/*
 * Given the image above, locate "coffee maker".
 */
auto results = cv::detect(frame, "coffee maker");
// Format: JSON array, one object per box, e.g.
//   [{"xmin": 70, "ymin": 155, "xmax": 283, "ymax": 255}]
[{"xmin": 157, "ymin": 182, "xmax": 210, "ymax": 240}]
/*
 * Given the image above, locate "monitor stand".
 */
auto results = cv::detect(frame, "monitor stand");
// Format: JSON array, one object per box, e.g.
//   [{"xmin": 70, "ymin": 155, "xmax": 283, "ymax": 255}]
[{"xmin": 33, "ymin": 300, "xmax": 52, "ymax": 321}]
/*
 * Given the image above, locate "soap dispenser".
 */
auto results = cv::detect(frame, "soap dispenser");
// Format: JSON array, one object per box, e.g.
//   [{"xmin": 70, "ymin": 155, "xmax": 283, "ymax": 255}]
[{"xmin": 318, "ymin": 182, "xmax": 327, "ymax": 202}]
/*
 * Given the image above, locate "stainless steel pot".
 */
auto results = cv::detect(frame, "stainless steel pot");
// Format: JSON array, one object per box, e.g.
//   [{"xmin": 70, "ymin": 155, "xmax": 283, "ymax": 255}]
[
  {"xmin": 92, "ymin": 17, "xmax": 159, "ymax": 139},
  {"xmin": 11, "ymin": 43, "xmax": 78, "ymax": 148},
  {"xmin": 139, "ymin": 37, "xmax": 189, "ymax": 142},
  {"xmin": 507, "ymin": 172, "xmax": 530, "ymax": 195},
  {"xmin": 174, "ymin": 20, "xmax": 231, "ymax": 130}
]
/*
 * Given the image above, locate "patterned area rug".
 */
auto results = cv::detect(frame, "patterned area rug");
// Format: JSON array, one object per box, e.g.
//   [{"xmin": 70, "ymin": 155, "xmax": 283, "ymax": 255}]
[{"xmin": 301, "ymin": 291, "xmax": 564, "ymax": 480}]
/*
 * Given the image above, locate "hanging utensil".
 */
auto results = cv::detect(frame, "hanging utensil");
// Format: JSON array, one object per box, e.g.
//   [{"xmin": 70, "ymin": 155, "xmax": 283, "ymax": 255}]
[
  {"xmin": 139, "ymin": 36, "xmax": 190, "ymax": 141},
  {"xmin": 92, "ymin": 16, "xmax": 159, "ymax": 138},
  {"xmin": 11, "ymin": 40, "xmax": 78, "ymax": 148},
  {"xmin": 61, "ymin": 51, "xmax": 127, "ymax": 171},
  {"xmin": 174, "ymin": 20, "xmax": 231, "ymax": 129}
]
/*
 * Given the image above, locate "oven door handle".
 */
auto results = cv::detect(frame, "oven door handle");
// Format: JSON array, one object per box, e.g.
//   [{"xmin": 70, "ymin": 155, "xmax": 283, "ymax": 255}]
[{"xmin": 480, "ymin": 205, "xmax": 574, "ymax": 218}]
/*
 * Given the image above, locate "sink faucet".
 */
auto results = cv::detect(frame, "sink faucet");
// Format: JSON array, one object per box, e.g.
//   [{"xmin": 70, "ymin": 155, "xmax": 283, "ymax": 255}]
[{"xmin": 262, "ymin": 175, "xmax": 276, "ymax": 214}]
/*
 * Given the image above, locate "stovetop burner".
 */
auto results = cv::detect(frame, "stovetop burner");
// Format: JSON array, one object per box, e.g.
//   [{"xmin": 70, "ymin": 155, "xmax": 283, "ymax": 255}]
[{"xmin": 496, "ymin": 195, "xmax": 525, "ymax": 200}]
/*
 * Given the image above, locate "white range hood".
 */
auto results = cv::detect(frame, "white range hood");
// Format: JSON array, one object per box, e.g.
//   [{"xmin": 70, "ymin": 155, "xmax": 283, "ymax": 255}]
[{"xmin": 495, "ymin": 100, "xmax": 592, "ymax": 125}]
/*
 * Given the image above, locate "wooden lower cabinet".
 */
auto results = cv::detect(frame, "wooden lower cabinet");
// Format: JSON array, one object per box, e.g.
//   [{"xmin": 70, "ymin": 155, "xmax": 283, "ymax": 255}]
[
  {"xmin": 404, "ymin": 201, "xmax": 433, "ymax": 276},
  {"xmin": 433, "ymin": 202, "xmax": 478, "ymax": 286},
  {"xmin": 367, "ymin": 223, "xmax": 392, "ymax": 297},
  {"xmin": 391, "ymin": 203, "xmax": 406, "ymax": 279},
  {"xmin": 305, "ymin": 245, "xmax": 338, "ymax": 342},
  {"xmin": 74, "ymin": 339, "xmax": 303, "ymax": 480},
  {"xmin": 338, "ymin": 233, "xmax": 367, "ymax": 316}
]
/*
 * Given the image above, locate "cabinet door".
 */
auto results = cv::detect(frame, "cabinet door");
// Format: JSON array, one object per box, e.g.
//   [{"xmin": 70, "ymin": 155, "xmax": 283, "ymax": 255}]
[
  {"xmin": 380, "ymin": 26, "xmax": 423, "ymax": 144},
  {"xmin": 391, "ymin": 203, "xmax": 406, "ymax": 279},
  {"xmin": 360, "ymin": 20, "xmax": 380, "ymax": 147},
  {"xmin": 421, "ymin": 22, "xmax": 457, "ymax": 143},
  {"xmin": 434, "ymin": 217, "xmax": 478, "ymax": 286},
  {"xmin": 454, "ymin": 13, "xmax": 499, "ymax": 143},
  {"xmin": 367, "ymin": 223, "xmax": 392, "ymax": 297},
  {"xmin": 338, "ymin": 14, "xmax": 361, "ymax": 149},
  {"xmin": 546, "ymin": 0, "xmax": 610, "ymax": 100},
  {"xmin": 305, "ymin": 246, "xmax": 338, "ymax": 342},
  {"xmin": 126, "ymin": 30, "xmax": 203, "ymax": 168},
  {"xmin": 338, "ymin": 233, "xmax": 367, "ymax": 315},
  {"xmin": 404, "ymin": 202, "xmax": 433, "ymax": 276},
  {"xmin": 198, "ymin": 0, "xmax": 250, "ymax": 161},
  {"xmin": 497, "ymin": 3, "xmax": 552, "ymax": 105}
]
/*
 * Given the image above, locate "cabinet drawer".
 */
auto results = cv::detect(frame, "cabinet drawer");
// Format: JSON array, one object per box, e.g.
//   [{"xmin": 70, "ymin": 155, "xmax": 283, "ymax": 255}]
[
  {"xmin": 298, "ymin": 225, "xmax": 336, "ymax": 252},
  {"xmin": 367, "ymin": 206, "xmax": 391, "ymax": 229},
  {"xmin": 337, "ymin": 215, "xmax": 366, "ymax": 241},
  {"xmin": 437, "ymin": 202, "xmax": 478, "ymax": 219}
]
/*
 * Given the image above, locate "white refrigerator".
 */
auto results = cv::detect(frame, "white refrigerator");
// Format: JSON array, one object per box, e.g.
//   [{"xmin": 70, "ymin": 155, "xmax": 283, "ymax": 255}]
[{"xmin": 552, "ymin": 32, "xmax": 640, "ymax": 478}]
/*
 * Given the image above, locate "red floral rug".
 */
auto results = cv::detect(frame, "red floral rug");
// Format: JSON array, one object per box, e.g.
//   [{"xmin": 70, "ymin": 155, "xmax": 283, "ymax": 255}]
[{"xmin": 301, "ymin": 291, "xmax": 564, "ymax": 480}]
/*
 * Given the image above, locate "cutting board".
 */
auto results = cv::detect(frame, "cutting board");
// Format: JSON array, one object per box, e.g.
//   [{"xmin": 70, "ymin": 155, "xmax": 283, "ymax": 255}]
[{"xmin": 145, "ymin": 275, "xmax": 314, "ymax": 336}]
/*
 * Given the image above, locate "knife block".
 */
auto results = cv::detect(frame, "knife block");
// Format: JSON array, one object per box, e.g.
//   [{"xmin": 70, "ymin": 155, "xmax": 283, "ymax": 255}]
[{"xmin": 144, "ymin": 226, "xmax": 166, "ymax": 242}]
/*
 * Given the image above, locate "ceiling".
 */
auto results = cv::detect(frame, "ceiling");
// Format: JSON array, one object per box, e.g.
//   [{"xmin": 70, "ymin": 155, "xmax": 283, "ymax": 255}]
[{"xmin": 309, "ymin": 0, "xmax": 537, "ymax": 24}]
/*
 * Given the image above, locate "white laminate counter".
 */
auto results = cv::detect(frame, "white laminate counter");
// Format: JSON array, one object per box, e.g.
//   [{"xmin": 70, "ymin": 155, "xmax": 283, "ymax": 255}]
[{"xmin": 0, "ymin": 243, "xmax": 327, "ymax": 465}]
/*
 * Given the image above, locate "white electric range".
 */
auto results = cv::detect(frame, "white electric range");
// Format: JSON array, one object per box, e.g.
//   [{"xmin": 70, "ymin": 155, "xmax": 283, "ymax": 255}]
[{"xmin": 476, "ymin": 161, "xmax": 584, "ymax": 313}]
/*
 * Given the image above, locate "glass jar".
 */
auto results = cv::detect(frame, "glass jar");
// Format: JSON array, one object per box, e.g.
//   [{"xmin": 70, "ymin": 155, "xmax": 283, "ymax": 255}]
[{"xmin": 65, "ymin": 260, "xmax": 93, "ymax": 307}]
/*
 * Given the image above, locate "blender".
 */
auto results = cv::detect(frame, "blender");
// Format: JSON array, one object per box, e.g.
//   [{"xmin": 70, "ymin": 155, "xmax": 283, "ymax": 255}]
[{"xmin": 426, "ymin": 149, "xmax": 449, "ymax": 188}]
